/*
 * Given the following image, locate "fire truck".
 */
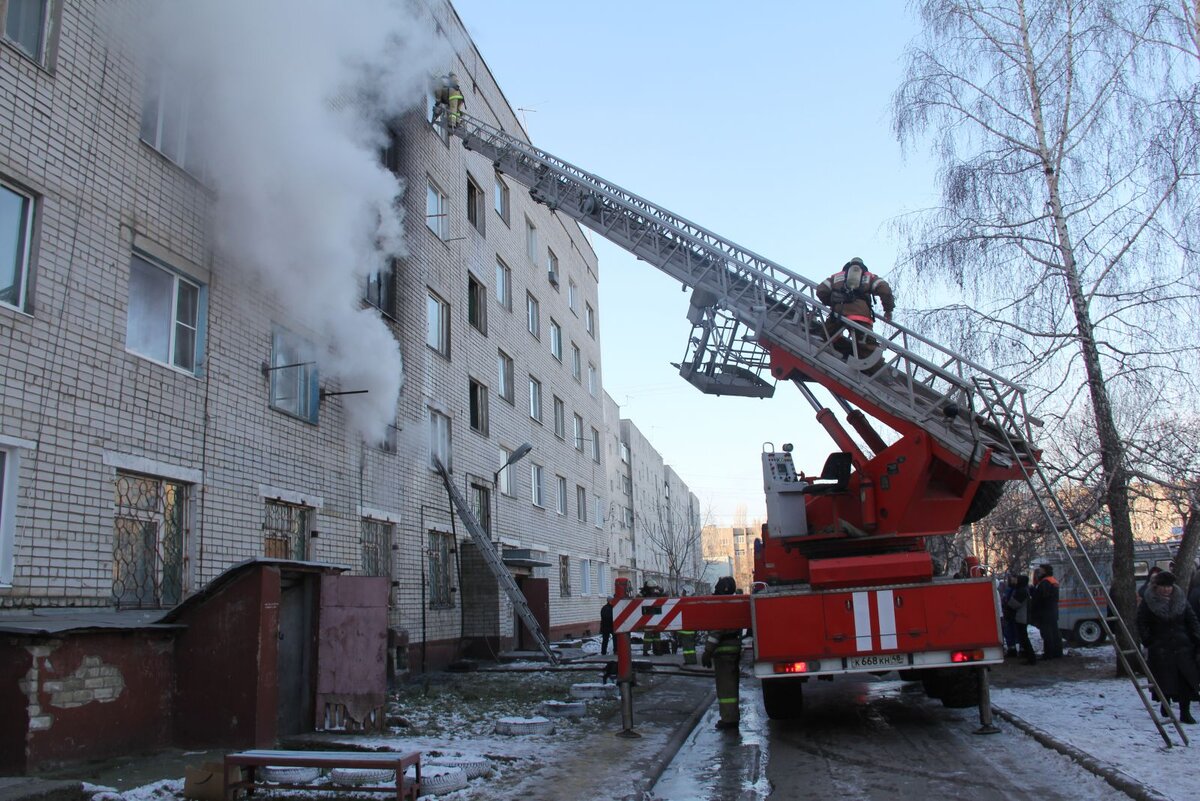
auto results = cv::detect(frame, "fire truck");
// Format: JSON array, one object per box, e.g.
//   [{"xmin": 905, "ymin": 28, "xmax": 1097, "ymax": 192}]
[{"xmin": 443, "ymin": 112, "xmax": 1041, "ymax": 719}]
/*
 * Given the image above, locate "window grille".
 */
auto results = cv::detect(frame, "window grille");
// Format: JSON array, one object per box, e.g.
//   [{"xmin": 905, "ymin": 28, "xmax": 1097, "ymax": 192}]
[
  {"xmin": 428, "ymin": 530, "xmax": 454, "ymax": 608},
  {"xmin": 263, "ymin": 499, "xmax": 311, "ymax": 560},
  {"xmin": 112, "ymin": 472, "xmax": 186, "ymax": 609}
]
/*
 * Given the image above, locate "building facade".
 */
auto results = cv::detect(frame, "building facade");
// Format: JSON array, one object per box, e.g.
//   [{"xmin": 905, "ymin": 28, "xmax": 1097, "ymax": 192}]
[{"xmin": 0, "ymin": 0, "xmax": 702, "ymax": 667}]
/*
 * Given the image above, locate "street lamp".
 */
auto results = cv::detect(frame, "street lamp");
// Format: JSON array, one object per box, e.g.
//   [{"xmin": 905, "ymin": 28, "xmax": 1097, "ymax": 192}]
[{"xmin": 492, "ymin": 443, "xmax": 533, "ymax": 541}]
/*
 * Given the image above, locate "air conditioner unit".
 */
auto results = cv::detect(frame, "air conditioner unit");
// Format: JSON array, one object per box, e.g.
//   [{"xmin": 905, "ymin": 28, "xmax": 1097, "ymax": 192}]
[{"xmin": 548, "ymin": 269, "xmax": 559, "ymax": 287}]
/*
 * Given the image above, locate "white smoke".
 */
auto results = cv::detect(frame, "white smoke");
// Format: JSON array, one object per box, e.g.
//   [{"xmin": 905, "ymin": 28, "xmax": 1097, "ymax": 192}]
[{"xmin": 110, "ymin": 0, "xmax": 449, "ymax": 443}]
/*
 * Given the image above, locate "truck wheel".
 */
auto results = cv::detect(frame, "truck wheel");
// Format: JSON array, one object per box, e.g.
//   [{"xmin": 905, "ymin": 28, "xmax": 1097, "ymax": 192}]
[
  {"xmin": 938, "ymin": 669, "xmax": 981, "ymax": 709},
  {"xmin": 962, "ymin": 480, "xmax": 1005, "ymax": 525},
  {"xmin": 1073, "ymin": 619, "xmax": 1106, "ymax": 646},
  {"xmin": 761, "ymin": 678, "xmax": 804, "ymax": 720}
]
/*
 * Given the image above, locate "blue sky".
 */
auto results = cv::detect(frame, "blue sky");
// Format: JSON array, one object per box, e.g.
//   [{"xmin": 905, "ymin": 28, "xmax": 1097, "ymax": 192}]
[{"xmin": 450, "ymin": 1, "xmax": 942, "ymax": 524}]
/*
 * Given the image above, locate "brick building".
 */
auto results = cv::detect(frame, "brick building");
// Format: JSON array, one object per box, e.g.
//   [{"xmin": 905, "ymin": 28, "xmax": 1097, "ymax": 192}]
[{"xmin": 0, "ymin": 0, "xmax": 703, "ymax": 669}]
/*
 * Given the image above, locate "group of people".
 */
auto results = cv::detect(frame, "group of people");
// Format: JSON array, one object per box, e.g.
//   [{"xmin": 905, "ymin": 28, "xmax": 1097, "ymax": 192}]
[{"xmin": 1000, "ymin": 563, "xmax": 1064, "ymax": 664}]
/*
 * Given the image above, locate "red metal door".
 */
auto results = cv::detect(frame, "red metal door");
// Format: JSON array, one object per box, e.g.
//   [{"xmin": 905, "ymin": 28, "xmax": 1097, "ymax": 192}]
[
  {"xmin": 516, "ymin": 577, "xmax": 550, "ymax": 650},
  {"xmin": 315, "ymin": 574, "xmax": 389, "ymax": 732}
]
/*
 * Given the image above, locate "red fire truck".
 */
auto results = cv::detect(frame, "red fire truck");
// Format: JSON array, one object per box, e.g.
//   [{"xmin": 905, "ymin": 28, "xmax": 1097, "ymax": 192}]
[{"xmin": 446, "ymin": 112, "xmax": 1040, "ymax": 719}]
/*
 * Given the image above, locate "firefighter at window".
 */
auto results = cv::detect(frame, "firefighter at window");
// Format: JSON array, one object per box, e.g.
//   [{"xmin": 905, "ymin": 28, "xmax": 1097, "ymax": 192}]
[
  {"xmin": 816, "ymin": 257, "xmax": 895, "ymax": 360},
  {"xmin": 433, "ymin": 73, "xmax": 465, "ymax": 128},
  {"xmin": 702, "ymin": 576, "xmax": 743, "ymax": 730}
]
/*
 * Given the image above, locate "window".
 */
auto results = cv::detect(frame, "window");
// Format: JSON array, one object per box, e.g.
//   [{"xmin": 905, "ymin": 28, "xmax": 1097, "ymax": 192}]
[
  {"xmin": 140, "ymin": 65, "xmax": 195, "ymax": 170},
  {"xmin": 3, "ymin": 0, "xmax": 54, "ymax": 64},
  {"xmin": 525, "ymin": 218, "xmax": 537, "ymax": 263},
  {"xmin": 573, "ymin": 414, "xmax": 584, "ymax": 451},
  {"xmin": 576, "ymin": 486, "xmax": 588, "ymax": 522},
  {"xmin": 361, "ymin": 518, "xmax": 393, "ymax": 579},
  {"xmin": 560, "ymin": 554, "xmax": 572, "ymax": 596},
  {"xmin": 126, "ymin": 253, "xmax": 203, "ymax": 373},
  {"xmin": 498, "ymin": 447, "xmax": 515, "ymax": 496},
  {"xmin": 467, "ymin": 273, "xmax": 487, "ymax": 334},
  {"xmin": 425, "ymin": 180, "xmax": 448, "ymax": 239},
  {"xmin": 588, "ymin": 362, "xmax": 598, "ymax": 397},
  {"xmin": 469, "ymin": 378, "xmax": 489, "ymax": 435},
  {"xmin": 426, "ymin": 291, "xmax": 449, "ymax": 356},
  {"xmin": 547, "ymin": 248, "xmax": 559, "ymax": 287},
  {"xmin": 620, "ymin": 442, "xmax": 630, "ymax": 464},
  {"xmin": 568, "ymin": 278, "xmax": 579, "ymax": 313},
  {"xmin": 622, "ymin": 474, "xmax": 632, "ymax": 496},
  {"xmin": 528, "ymin": 376, "xmax": 542, "ymax": 421},
  {"xmin": 110, "ymin": 471, "xmax": 187, "ymax": 609},
  {"xmin": 623, "ymin": 506, "xmax": 634, "ymax": 528},
  {"xmin": 530, "ymin": 463, "xmax": 545, "ymax": 507},
  {"xmin": 365, "ymin": 258, "xmax": 395, "ymax": 315},
  {"xmin": 429, "ymin": 408, "xmax": 451, "ymax": 471},
  {"xmin": 466, "ymin": 175, "xmax": 485, "ymax": 234},
  {"xmin": 262, "ymin": 498, "xmax": 311, "ymax": 561},
  {"xmin": 425, "ymin": 85, "xmax": 446, "ymax": 137},
  {"xmin": 495, "ymin": 256, "xmax": 512, "ymax": 310},
  {"xmin": 591, "ymin": 428, "xmax": 601, "ymax": 464},
  {"xmin": 594, "ymin": 494, "xmax": 604, "ymax": 528},
  {"xmin": 269, "ymin": 329, "xmax": 318, "ymax": 423},
  {"xmin": 556, "ymin": 475, "xmax": 567, "ymax": 515},
  {"xmin": 581, "ymin": 558, "xmax": 592, "ymax": 596},
  {"xmin": 470, "ymin": 483, "xmax": 491, "ymax": 535},
  {"xmin": 571, "ymin": 344, "xmax": 582, "ymax": 381},
  {"xmin": 498, "ymin": 350, "xmax": 514, "ymax": 404},
  {"xmin": 494, "ymin": 174, "xmax": 510, "ymax": 224},
  {"xmin": 381, "ymin": 127, "xmax": 401, "ymax": 173},
  {"xmin": 526, "ymin": 293, "xmax": 540, "ymax": 338},
  {"xmin": 1, "ymin": 180, "xmax": 34, "ymax": 312},
  {"xmin": 553, "ymin": 396, "xmax": 566, "ymax": 439},
  {"xmin": 428, "ymin": 530, "xmax": 454, "ymax": 608},
  {"xmin": 586, "ymin": 303, "xmax": 596, "ymax": 337},
  {"xmin": 549, "ymin": 319, "xmax": 562, "ymax": 361}
]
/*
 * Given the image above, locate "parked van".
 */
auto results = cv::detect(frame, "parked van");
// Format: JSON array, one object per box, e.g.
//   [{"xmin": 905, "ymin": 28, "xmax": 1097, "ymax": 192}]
[{"xmin": 1029, "ymin": 541, "xmax": 1182, "ymax": 646}]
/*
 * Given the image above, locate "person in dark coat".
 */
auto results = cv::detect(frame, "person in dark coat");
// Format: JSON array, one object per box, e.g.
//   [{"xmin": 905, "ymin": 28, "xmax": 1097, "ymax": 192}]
[
  {"xmin": 1031, "ymin": 563, "xmax": 1063, "ymax": 659},
  {"xmin": 599, "ymin": 598, "xmax": 614, "ymax": 656},
  {"xmin": 703, "ymin": 576, "xmax": 743, "ymax": 730},
  {"xmin": 1137, "ymin": 571, "xmax": 1200, "ymax": 724},
  {"xmin": 1006, "ymin": 575, "xmax": 1037, "ymax": 664},
  {"xmin": 1000, "ymin": 574, "xmax": 1018, "ymax": 656},
  {"xmin": 1187, "ymin": 572, "xmax": 1200, "ymax": 621}
]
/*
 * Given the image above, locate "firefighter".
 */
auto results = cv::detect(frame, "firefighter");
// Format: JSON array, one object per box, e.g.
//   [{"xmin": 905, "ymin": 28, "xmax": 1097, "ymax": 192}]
[
  {"xmin": 816, "ymin": 257, "xmax": 895, "ymax": 361},
  {"xmin": 445, "ymin": 72, "xmax": 465, "ymax": 128},
  {"xmin": 639, "ymin": 581, "xmax": 664, "ymax": 655},
  {"xmin": 678, "ymin": 629, "xmax": 698, "ymax": 665},
  {"xmin": 702, "ymin": 576, "xmax": 743, "ymax": 730}
]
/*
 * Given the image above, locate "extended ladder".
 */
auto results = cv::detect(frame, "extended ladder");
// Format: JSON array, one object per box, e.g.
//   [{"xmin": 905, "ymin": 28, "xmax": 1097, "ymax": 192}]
[
  {"xmin": 973, "ymin": 377, "xmax": 1187, "ymax": 747},
  {"xmin": 449, "ymin": 113, "xmax": 1037, "ymax": 472},
  {"xmin": 433, "ymin": 458, "xmax": 560, "ymax": 665}
]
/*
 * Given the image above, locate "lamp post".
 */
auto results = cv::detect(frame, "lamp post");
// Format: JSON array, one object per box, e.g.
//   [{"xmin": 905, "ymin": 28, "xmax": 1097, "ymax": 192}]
[{"xmin": 492, "ymin": 443, "xmax": 533, "ymax": 543}]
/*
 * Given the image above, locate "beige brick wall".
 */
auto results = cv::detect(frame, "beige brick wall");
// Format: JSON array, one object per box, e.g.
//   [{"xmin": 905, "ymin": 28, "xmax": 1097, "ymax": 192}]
[{"xmin": 0, "ymin": 0, "xmax": 699, "ymax": 653}]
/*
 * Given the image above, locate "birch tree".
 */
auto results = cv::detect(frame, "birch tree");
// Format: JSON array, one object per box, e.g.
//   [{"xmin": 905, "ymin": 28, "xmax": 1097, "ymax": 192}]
[{"xmin": 892, "ymin": 0, "xmax": 1199, "ymax": 638}]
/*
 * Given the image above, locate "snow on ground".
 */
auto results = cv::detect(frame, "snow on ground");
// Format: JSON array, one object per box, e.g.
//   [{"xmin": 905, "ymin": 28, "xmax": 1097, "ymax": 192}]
[{"xmin": 991, "ymin": 645, "xmax": 1200, "ymax": 801}]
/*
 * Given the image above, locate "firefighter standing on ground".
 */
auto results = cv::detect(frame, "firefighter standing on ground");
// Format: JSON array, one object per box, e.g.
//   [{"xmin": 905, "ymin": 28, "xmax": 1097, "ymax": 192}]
[
  {"xmin": 816, "ymin": 257, "xmax": 895, "ymax": 360},
  {"xmin": 703, "ymin": 576, "xmax": 743, "ymax": 730}
]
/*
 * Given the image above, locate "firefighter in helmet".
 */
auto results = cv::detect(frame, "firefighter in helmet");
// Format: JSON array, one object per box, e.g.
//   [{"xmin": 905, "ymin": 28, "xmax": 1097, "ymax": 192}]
[
  {"xmin": 702, "ymin": 576, "xmax": 743, "ymax": 730},
  {"xmin": 816, "ymin": 257, "xmax": 895, "ymax": 361},
  {"xmin": 433, "ymin": 73, "xmax": 465, "ymax": 128}
]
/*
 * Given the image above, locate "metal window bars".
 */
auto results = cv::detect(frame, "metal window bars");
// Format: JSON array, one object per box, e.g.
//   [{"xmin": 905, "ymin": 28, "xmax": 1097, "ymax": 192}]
[{"xmin": 112, "ymin": 472, "xmax": 185, "ymax": 609}]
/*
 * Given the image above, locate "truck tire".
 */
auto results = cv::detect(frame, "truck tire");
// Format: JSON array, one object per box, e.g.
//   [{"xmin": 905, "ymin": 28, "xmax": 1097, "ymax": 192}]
[
  {"xmin": 962, "ymin": 480, "xmax": 1005, "ymax": 525},
  {"xmin": 937, "ymin": 668, "xmax": 981, "ymax": 709},
  {"xmin": 1073, "ymin": 619, "xmax": 1106, "ymax": 646},
  {"xmin": 761, "ymin": 678, "xmax": 804, "ymax": 720}
]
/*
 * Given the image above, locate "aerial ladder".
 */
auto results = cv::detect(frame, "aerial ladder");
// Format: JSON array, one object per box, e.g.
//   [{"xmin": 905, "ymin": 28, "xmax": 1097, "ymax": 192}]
[{"xmin": 439, "ymin": 111, "xmax": 1184, "ymax": 745}]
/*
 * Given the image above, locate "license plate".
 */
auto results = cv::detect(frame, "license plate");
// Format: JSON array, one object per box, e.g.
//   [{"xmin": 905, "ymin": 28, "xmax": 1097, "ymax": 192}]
[{"xmin": 848, "ymin": 653, "xmax": 906, "ymax": 669}]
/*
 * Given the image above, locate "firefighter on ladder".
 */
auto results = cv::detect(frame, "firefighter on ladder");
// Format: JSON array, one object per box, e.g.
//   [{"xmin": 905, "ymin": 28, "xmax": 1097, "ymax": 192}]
[
  {"xmin": 816, "ymin": 257, "xmax": 895, "ymax": 361},
  {"xmin": 702, "ymin": 576, "xmax": 743, "ymax": 730},
  {"xmin": 433, "ymin": 73, "xmax": 465, "ymax": 128}
]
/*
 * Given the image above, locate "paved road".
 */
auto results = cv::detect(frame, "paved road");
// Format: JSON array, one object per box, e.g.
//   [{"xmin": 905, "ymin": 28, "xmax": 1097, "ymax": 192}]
[
  {"xmin": 764, "ymin": 676, "xmax": 1128, "ymax": 801},
  {"xmin": 655, "ymin": 667, "xmax": 1132, "ymax": 801}
]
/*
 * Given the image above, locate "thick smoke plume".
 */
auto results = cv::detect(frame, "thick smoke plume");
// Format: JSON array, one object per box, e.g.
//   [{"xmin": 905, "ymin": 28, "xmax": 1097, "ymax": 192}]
[{"xmin": 112, "ymin": 0, "xmax": 448, "ymax": 443}]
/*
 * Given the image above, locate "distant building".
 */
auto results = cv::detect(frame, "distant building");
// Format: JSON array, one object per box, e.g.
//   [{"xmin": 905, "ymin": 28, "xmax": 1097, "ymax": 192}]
[{"xmin": 702, "ymin": 523, "xmax": 762, "ymax": 592}]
